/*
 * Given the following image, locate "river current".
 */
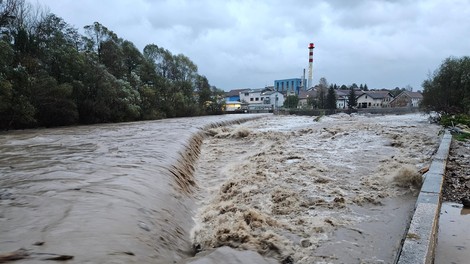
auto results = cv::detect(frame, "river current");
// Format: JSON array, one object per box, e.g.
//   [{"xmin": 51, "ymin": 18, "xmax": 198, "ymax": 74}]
[
  {"xmin": 0, "ymin": 113, "xmax": 442, "ymax": 263},
  {"xmin": 0, "ymin": 114, "xmax": 263, "ymax": 263}
]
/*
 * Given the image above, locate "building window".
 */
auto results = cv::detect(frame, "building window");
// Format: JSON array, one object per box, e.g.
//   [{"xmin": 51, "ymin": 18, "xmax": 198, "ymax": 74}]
[
  {"xmin": 286, "ymin": 82, "xmax": 289, "ymax": 89},
  {"xmin": 260, "ymin": 97, "xmax": 264, "ymax": 101},
  {"xmin": 255, "ymin": 97, "xmax": 259, "ymax": 101},
  {"xmin": 244, "ymin": 93, "xmax": 249, "ymax": 96},
  {"xmin": 282, "ymin": 83, "xmax": 284, "ymax": 91},
  {"xmin": 250, "ymin": 98, "xmax": 254, "ymax": 101}
]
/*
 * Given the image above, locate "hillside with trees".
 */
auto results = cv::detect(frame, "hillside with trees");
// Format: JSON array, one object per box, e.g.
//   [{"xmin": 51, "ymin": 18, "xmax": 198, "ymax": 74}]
[{"xmin": 0, "ymin": 0, "xmax": 223, "ymax": 130}]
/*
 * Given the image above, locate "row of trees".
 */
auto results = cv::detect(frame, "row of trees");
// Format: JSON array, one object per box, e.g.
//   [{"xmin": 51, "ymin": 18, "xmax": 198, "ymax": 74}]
[
  {"xmin": 297, "ymin": 77, "xmax": 357, "ymax": 111},
  {"xmin": 421, "ymin": 56, "xmax": 470, "ymax": 115},
  {"xmin": 0, "ymin": 0, "xmax": 223, "ymax": 130}
]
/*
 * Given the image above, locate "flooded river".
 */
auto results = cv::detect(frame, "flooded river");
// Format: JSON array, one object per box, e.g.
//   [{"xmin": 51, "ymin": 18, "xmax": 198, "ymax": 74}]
[
  {"xmin": 1, "ymin": 113, "xmax": 442, "ymax": 263},
  {"xmin": 0, "ymin": 114, "xmax": 263, "ymax": 263},
  {"xmin": 187, "ymin": 113, "xmax": 441, "ymax": 263}
]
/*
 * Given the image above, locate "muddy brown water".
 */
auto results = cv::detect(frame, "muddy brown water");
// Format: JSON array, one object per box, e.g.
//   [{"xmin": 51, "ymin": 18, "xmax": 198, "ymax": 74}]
[
  {"xmin": 1, "ymin": 113, "xmax": 442, "ymax": 264},
  {"xmin": 0, "ymin": 114, "xmax": 265, "ymax": 263},
  {"xmin": 188, "ymin": 113, "xmax": 441, "ymax": 263}
]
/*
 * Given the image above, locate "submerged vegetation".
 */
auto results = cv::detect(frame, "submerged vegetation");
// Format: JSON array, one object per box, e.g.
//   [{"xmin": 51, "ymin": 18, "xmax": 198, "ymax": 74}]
[{"xmin": 0, "ymin": 0, "xmax": 224, "ymax": 130}]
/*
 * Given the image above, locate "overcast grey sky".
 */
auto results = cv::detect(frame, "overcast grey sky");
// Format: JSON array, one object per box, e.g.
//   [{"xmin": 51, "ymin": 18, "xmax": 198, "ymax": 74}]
[{"xmin": 37, "ymin": 0, "xmax": 470, "ymax": 91}]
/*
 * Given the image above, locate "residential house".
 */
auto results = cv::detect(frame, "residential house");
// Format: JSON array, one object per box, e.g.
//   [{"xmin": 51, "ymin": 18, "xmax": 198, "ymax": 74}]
[
  {"xmin": 298, "ymin": 89, "xmax": 317, "ymax": 108},
  {"xmin": 224, "ymin": 89, "xmax": 249, "ymax": 112},
  {"xmin": 240, "ymin": 88, "xmax": 285, "ymax": 111},
  {"xmin": 225, "ymin": 88, "xmax": 249, "ymax": 102},
  {"xmin": 335, "ymin": 90, "xmax": 350, "ymax": 109},
  {"xmin": 356, "ymin": 91, "xmax": 394, "ymax": 108},
  {"xmin": 390, "ymin": 91, "xmax": 423, "ymax": 108}
]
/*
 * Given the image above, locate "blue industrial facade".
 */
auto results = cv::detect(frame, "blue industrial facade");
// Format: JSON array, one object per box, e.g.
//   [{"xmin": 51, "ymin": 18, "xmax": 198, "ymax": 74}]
[{"xmin": 274, "ymin": 78, "xmax": 304, "ymax": 95}]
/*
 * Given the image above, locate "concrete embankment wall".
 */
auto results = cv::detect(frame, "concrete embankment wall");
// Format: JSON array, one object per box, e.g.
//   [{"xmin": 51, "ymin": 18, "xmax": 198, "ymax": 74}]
[{"xmin": 397, "ymin": 131, "xmax": 452, "ymax": 264}]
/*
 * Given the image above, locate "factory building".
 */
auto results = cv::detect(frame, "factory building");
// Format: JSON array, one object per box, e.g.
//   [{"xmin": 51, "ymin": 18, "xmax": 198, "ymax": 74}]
[{"xmin": 274, "ymin": 78, "xmax": 304, "ymax": 95}]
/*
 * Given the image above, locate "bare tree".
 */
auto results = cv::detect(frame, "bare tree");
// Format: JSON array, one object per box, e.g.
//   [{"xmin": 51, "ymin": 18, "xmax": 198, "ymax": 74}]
[{"xmin": 0, "ymin": 0, "xmax": 18, "ymax": 27}]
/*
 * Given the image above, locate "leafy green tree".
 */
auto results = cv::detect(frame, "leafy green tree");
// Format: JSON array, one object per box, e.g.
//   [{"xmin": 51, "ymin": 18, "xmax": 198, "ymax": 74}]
[
  {"xmin": 347, "ymin": 87, "xmax": 357, "ymax": 109},
  {"xmin": 207, "ymin": 86, "xmax": 225, "ymax": 115},
  {"xmin": 195, "ymin": 74, "xmax": 211, "ymax": 109},
  {"xmin": 34, "ymin": 14, "xmax": 83, "ymax": 83},
  {"xmin": 83, "ymin": 22, "xmax": 119, "ymax": 61},
  {"xmin": 32, "ymin": 75, "xmax": 78, "ymax": 126},
  {"xmin": 100, "ymin": 38, "xmax": 125, "ymax": 77},
  {"xmin": 421, "ymin": 56, "xmax": 470, "ymax": 114},
  {"xmin": 121, "ymin": 40, "xmax": 143, "ymax": 77},
  {"xmin": 284, "ymin": 95, "xmax": 299, "ymax": 108},
  {"xmin": 0, "ymin": 3, "xmax": 217, "ymax": 129},
  {"xmin": 317, "ymin": 88, "xmax": 325, "ymax": 109},
  {"xmin": 5, "ymin": 64, "xmax": 36, "ymax": 128},
  {"xmin": 0, "ymin": 40, "xmax": 14, "ymax": 128},
  {"xmin": 326, "ymin": 86, "xmax": 337, "ymax": 110}
]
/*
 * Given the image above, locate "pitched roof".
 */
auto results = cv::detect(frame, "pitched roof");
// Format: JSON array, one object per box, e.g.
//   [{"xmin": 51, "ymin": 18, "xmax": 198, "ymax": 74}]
[
  {"xmin": 402, "ymin": 91, "xmax": 423, "ymax": 99},
  {"xmin": 359, "ymin": 91, "xmax": 393, "ymax": 99},
  {"xmin": 225, "ymin": 89, "xmax": 249, "ymax": 97},
  {"xmin": 335, "ymin": 90, "xmax": 349, "ymax": 97},
  {"xmin": 298, "ymin": 89, "xmax": 316, "ymax": 99}
]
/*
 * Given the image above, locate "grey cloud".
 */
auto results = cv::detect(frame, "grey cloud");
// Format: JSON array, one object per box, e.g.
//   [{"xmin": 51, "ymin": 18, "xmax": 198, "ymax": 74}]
[
  {"xmin": 37, "ymin": 0, "xmax": 470, "ymax": 90},
  {"xmin": 145, "ymin": 0, "xmax": 234, "ymax": 39}
]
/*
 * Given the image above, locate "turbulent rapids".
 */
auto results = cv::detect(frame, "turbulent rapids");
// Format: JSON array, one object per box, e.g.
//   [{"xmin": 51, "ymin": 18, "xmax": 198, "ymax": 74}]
[
  {"xmin": 0, "ymin": 113, "xmax": 441, "ymax": 263},
  {"xmin": 0, "ymin": 114, "xmax": 264, "ymax": 263}
]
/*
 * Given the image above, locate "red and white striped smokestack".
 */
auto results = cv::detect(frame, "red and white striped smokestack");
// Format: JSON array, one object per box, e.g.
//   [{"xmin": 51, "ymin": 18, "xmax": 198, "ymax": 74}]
[{"xmin": 307, "ymin": 43, "xmax": 315, "ymax": 89}]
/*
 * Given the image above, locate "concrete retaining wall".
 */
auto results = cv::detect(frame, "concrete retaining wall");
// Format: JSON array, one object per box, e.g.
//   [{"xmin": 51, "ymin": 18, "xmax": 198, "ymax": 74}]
[{"xmin": 396, "ymin": 131, "xmax": 452, "ymax": 264}]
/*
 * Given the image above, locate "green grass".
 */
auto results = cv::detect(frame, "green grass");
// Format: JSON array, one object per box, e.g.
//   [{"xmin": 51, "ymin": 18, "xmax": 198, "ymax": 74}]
[
  {"xmin": 440, "ymin": 114, "xmax": 470, "ymax": 141},
  {"xmin": 454, "ymin": 132, "xmax": 470, "ymax": 141},
  {"xmin": 440, "ymin": 114, "xmax": 470, "ymax": 127}
]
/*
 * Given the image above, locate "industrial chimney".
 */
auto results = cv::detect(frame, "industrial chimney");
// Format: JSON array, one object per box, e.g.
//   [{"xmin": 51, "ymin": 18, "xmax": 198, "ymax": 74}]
[{"xmin": 307, "ymin": 43, "xmax": 315, "ymax": 89}]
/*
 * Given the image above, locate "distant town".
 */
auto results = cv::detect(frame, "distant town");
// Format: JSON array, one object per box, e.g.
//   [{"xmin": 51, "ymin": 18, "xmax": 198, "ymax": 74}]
[
  {"xmin": 223, "ymin": 42, "xmax": 423, "ymax": 114},
  {"xmin": 223, "ymin": 80, "xmax": 422, "ymax": 113}
]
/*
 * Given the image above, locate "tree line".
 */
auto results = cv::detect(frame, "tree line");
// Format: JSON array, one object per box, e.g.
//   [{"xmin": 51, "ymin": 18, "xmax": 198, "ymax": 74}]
[
  {"xmin": 0, "ymin": 0, "xmax": 223, "ymax": 130},
  {"xmin": 421, "ymin": 56, "xmax": 470, "ymax": 115}
]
